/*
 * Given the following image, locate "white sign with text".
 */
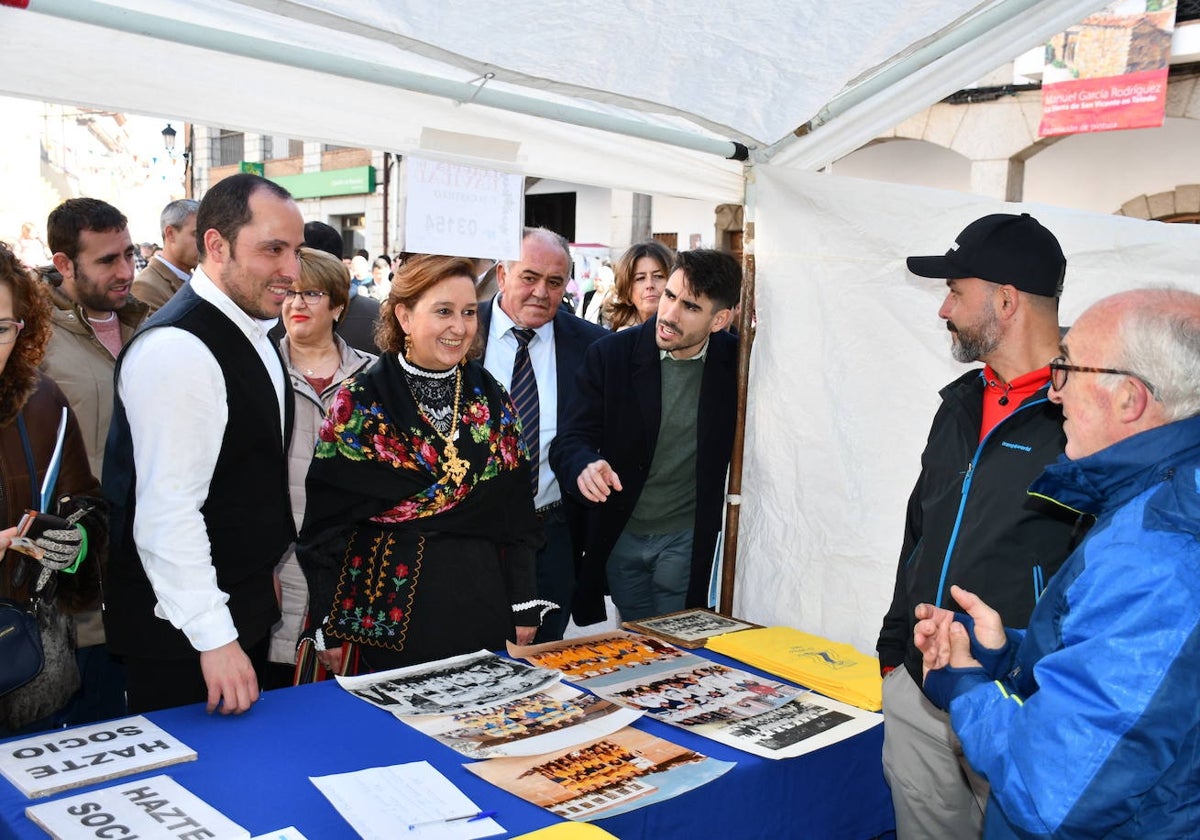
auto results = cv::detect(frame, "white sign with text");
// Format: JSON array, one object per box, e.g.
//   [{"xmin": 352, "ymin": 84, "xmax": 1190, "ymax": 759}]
[
  {"xmin": 404, "ymin": 156, "xmax": 524, "ymax": 260},
  {"xmin": 25, "ymin": 774, "xmax": 248, "ymax": 840},
  {"xmin": 0, "ymin": 716, "xmax": 196, "ymax": 798}
]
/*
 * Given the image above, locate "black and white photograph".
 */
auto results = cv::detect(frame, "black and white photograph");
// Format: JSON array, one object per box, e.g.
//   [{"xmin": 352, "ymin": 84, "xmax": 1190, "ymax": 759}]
[
  {"xmin": 622, "ymin": 608, "xmax": 762, "ymax": 648},
  {"xmin": 337, "ymin": 650, "xmax": 561, "ymax": 717}
]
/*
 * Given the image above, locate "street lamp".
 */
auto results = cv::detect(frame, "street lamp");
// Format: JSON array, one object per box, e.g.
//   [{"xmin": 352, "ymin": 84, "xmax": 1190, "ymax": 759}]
[{"xmin": 162, "ymin": 123, "xmax": 177, "ymax": 153}]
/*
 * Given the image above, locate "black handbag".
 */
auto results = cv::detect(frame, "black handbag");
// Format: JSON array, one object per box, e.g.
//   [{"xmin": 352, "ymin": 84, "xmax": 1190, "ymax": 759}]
[
  {"xmin": 0, "ymin": 597, "xmax": 43, "ymax": 696},
  {"xmin": 0, "ymin": 589, "xmax": 79, "ymax": 731}
]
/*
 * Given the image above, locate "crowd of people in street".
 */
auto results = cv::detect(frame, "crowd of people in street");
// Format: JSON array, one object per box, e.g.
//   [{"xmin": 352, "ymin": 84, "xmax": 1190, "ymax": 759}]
[
  {"xmin": 0, "ymin": 174, "xmax": 742, "ymax": 733},
  {"xmin": 3, "ymin": 176, "xmax": 1200, "ymax": 840}
]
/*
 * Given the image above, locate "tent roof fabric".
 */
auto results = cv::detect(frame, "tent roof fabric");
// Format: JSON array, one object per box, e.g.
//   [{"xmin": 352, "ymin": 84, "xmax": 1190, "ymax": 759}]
[{"xmin": 1, "ymin": 0, "xmax": 1107, "ymax": 201}]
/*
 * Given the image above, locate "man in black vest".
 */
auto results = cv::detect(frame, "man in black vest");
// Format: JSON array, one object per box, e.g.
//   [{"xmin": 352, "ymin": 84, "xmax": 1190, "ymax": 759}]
[{"xmin": 104, "ymin": 173, "xmax": 303, "ymax": 714}]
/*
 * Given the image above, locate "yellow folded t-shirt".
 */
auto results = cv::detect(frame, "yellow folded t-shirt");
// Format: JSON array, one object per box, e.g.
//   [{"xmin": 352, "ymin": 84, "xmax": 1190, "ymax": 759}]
[{"xmin": 706, "ymin": 626, "xmax": 882, "ymax": 711}]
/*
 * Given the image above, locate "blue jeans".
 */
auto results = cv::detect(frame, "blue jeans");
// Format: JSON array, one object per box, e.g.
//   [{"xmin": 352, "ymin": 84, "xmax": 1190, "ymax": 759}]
[{"xmin": 606, "ymin": 528, "xmax": 693, "ymax": 622}]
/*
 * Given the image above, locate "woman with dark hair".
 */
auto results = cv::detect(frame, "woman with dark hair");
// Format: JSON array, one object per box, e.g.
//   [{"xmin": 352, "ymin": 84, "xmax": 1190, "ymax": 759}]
[
  {"xmin": 298, "ymin": 254, "xmax": 548, "ymax": 675},
  {"xmin": 603, "ymin": 240, "xmax": 675, "ymax": 331},
  {"xmin": 0, "ymin": 242, "xmax": 106, "ymax": 735},
  {"xmin": 265, "ymin": 247, "xmax": 375, "ymax": 686}
]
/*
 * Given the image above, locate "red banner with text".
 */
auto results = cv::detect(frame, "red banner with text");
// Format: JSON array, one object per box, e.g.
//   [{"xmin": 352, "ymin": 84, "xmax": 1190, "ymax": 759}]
[{"xmin": 1039, "ymin": 3, "xmax": 1177, "ymax": 138}]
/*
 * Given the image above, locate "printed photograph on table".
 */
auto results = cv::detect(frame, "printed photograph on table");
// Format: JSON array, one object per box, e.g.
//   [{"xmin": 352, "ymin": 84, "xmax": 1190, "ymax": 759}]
[
  {"xmin": 464, "ymin": 727, "xmax": 734, "ymax": 822},
  {"xmin": 509, "ymin": 632, "xmax": 690, "ymax": 683},
  {"xmin": 603, "ymin": 662, "xmax": 801, "ymax": 726},
  {"xmin": 337, "ymin": 650, "xmax": 560, "ymax": 717},
  {"xmin": 684, "ymin": 692, "xmax": 882, "ymax": 760},
  {"xmin": 400, "ymin": 682, "xmax": 643, "ymax": 759},
  {"xmin": 620, "ymin": 608, "xmax": 762, "ymax": 648}
]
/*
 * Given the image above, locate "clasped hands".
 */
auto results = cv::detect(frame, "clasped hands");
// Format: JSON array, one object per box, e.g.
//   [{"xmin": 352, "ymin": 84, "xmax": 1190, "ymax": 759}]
[{"xmin": 915, "ymin": 584, "xmax": 1007, "ymax": 681}]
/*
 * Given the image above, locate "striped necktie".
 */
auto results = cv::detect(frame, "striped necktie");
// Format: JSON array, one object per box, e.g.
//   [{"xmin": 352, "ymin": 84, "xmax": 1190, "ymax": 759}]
[{"xmin": 510, "ymin": 328, "xmax": 539, "ymax": 496}]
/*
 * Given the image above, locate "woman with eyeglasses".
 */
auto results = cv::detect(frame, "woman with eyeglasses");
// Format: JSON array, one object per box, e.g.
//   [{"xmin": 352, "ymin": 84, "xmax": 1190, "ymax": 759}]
[
  {"xmin": 265, "ymin": 246, "xmax": 375, "ymax": 686},
  {"xmin": 0, "ymin": 242, "xmax": 107, "ymax": 734}
]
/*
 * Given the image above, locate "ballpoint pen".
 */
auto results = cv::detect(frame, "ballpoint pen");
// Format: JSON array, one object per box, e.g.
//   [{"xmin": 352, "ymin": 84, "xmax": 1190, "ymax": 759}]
[{"xmin": 408, "ymin": 809, "xmax": 498, "ymax": 830}]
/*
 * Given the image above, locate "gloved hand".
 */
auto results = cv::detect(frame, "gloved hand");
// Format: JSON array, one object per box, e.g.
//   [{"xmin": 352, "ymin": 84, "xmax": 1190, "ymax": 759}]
[
  {"xmin": 30, "ymin": 515, "xmax": 85, "ymax": 570},
  {"xmin": 11, "ymin": 510, "xmax": 87, "ymax": 594}
]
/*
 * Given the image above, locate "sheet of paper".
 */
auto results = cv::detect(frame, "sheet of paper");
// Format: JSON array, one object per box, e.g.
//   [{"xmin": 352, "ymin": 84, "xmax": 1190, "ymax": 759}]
[
  {"xmin": 251, "ymin": 828, "xmax": 309, "ymax": 840},
  {"xmin": 311, "ymin": 760, "xmax": 503, "ymax": 839}
]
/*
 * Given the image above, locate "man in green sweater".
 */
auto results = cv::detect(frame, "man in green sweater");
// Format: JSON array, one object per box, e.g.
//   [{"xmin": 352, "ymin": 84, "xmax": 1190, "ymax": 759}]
[{"xmin": 551, "ymin": 249, "xmax": 742, "ymax": 623}]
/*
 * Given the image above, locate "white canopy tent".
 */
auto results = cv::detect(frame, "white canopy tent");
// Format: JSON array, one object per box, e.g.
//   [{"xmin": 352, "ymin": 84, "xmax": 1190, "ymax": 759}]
[
  {"xmin": 6, "ymin": 0, "xmax": 1199, "ymax": 656},
  {"xmin": 0, "ymin": 0, "xmax": 1108, "ymax": 199}
]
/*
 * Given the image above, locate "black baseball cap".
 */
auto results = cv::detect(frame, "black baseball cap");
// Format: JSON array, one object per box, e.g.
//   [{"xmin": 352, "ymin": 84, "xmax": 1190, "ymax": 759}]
[{"xmin": 906, "ymin": 213, "xmax": 1066, "ymax": 298}]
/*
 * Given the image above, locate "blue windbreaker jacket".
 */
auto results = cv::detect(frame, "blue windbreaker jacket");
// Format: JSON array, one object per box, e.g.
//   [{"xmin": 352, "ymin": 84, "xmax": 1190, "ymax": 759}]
[{"xmin": 941, "ymin": 413, "xmax": 1200, "ymax": 838}]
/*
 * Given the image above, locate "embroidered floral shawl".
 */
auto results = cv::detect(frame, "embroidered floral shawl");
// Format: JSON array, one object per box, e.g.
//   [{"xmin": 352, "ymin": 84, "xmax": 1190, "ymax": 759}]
[{"xmin": 297, "ymin": 353, "xmax": 542, "ymax": 647}]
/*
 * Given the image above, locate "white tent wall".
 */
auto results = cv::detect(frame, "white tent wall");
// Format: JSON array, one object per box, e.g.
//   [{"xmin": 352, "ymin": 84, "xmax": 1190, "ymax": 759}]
[{"xmin": 738, "ymin": 167, "xmax": 1200, "ymax": 656}]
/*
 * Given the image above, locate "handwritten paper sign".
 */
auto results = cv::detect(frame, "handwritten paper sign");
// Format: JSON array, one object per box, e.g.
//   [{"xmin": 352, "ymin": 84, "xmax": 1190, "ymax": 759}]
[
  {"xmin": 0, "ymin": 716, "xmax": 196, "ymax": 798},
  {"xmin": 404, "ymin": 156, "xmax": 524, "ymax": 260}
]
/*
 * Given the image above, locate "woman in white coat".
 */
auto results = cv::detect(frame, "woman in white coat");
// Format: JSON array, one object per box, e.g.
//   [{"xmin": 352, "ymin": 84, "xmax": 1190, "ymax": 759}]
[{"xmin": 264, "ymin": 247, "xmax": 375, "ymax": 687}]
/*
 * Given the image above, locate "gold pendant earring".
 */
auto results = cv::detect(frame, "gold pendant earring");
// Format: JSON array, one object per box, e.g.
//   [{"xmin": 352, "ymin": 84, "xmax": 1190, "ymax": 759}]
[{"xmin": 404, "ymin": 334, "xmax": 412, "ymax": 358}]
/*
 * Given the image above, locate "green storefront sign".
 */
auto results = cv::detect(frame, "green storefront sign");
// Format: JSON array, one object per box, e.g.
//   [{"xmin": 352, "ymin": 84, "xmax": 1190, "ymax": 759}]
[
  {"xmin": 239, "ymin": 161, "xmax": 265, "ymax": 176},
  {"xmin": 268, "ymin": 166, "xmax": 376, "ymax": 199}
]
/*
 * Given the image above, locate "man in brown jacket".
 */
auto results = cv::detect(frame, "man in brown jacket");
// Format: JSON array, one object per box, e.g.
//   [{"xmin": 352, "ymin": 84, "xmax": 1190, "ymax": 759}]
[
  {"xmin": 43, "ymin": 198, "xmax": 150, "ymax": 479},
  {"xmin": 132, "ymin": 198, "xmax": 199, "ymax": 311}
]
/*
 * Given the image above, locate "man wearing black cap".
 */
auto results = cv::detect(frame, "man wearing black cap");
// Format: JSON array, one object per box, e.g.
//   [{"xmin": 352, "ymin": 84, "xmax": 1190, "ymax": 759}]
[{"xmin": 876, "ymin": 213, "xmax": 1083, "ymax": 839}]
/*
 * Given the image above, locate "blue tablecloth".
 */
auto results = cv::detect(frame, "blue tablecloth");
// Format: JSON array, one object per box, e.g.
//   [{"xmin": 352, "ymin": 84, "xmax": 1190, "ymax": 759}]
[{"xmin": 0, "ymin": 649, "xmax": 894, "ymax": 839}]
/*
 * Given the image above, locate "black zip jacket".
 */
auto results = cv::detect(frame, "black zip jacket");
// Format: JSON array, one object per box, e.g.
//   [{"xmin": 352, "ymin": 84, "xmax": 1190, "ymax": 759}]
[{"xmin": 876, "ymin": 369, "xmax": 1082, "ymax": 687}]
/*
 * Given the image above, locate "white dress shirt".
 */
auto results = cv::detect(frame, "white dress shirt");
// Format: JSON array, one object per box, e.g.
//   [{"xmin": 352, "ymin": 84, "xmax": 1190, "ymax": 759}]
[
  {"xmin": 117, "ymin": 266, "xmax": 286, "ymax": 652},
  {"xmin": 483, "ymin": 295, "xmax": 560, "ymax": 509}
]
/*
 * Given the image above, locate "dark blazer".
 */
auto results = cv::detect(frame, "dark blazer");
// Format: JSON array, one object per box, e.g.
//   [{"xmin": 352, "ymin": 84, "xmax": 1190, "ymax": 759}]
[
  {"xmin": 550, "ymin": 317, "xmax": 738, "ymax": 615},
  {"xmin": 477, "ymin": 299, "xmax": 608, "ymax": 431},
  {"xmin": 478, "ymin": 298, "xmax": 608, "ymax": 622},
  {"xmin": 337, "ymin": 292, "xmax": 382, "ymax": 355}
]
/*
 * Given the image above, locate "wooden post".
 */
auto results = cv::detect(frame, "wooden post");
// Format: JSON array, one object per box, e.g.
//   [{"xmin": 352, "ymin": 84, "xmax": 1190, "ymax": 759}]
[{"xmin": 719, "ymin": 199, "xmax": 756, "ymax": 616}]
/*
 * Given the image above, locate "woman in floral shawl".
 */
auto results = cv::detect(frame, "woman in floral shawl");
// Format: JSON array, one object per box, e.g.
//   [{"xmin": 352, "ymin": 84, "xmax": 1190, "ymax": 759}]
[{"xmin": 298, "ymin": 255, "xmax": 549, "ymax": 675}]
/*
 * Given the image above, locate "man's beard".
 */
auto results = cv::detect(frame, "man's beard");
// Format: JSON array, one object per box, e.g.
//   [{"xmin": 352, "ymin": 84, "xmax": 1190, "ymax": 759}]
[
  {"xmin": 74, "ymin": 264, "xmax": 126, "ymax": 313},
  {"xmin": 949, "ymin": 310, "xmax": 1001, "ymax": 364}
]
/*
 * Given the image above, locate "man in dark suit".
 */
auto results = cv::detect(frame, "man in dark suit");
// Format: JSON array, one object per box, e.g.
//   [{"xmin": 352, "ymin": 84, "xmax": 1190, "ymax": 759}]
[
  {"xmin": 478, "ymin": 227, "xmax": 608, "ymax": 641},
  {"xmin": 550, "ymin": 249, "xmax": 741, "ymax": 623}
]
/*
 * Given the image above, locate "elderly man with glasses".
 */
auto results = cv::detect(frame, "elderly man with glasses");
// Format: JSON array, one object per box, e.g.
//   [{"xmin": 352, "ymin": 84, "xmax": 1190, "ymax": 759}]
[
  {"xmin": 917, "ymin": 287, "xmax": 1200, "ymax": 838},
  {"xmin": 876, "ymin": 213, "xmax": 1085, "ymax": 839}
]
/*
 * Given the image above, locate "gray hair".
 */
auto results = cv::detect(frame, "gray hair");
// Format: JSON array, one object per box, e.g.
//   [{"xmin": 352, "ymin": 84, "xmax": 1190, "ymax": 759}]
[
  {"xmin": 504, "ymin": 226, "xmax": 571, "ymax": 274},
  {"xmin": 160, "ymin": 198, "xmax": 199, "ymax": 234},
  {"xmin": 1114, "ymin": 289, "xmax": 1200, "ymax": 422}
]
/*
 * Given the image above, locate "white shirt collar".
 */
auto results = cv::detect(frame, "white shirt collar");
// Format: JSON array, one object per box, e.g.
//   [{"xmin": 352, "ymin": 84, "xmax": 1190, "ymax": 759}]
[{"xmin": 190, "ymin": 265, "xmax": 278, "ymax": 339}]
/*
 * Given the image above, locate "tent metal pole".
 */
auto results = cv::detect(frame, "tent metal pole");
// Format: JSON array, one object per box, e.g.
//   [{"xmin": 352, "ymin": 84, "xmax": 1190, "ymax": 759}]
[
  {"xmin": 718, "ymin": 166, "xmax": 756, "ymax": 616},
  {"xmin": 23, "ymin": 0, "xmax": 749, "ymax": 162},
  {"xmin": 766, "ymin": 0, "xmax": 1103, "ymax": 160}
]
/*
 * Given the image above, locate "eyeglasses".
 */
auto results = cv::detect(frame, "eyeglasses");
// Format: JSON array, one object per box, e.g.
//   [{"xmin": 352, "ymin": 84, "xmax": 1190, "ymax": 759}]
[
  {"xmin": 1049, "ymin": 355, "xmax": 1157, "ymax": 396},
  {"xmin": 284, "ymin": 289, "xmax": 328, "ymax": 302},
  {"xmin": 0, "ymin": 319, "xmax": 25, "ymax": 344}
]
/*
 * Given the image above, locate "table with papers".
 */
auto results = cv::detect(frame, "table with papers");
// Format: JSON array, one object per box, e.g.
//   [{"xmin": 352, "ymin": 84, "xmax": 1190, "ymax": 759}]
[{"xmin": 0, "ymin": 648, "xmax": 895, "ymax": 839}]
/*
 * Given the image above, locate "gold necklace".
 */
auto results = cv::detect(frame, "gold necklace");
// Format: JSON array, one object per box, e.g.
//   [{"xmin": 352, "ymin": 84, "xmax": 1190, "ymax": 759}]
[{"xmin": 415, "ymin": 366, "xmax": 469, "ymax": 485}]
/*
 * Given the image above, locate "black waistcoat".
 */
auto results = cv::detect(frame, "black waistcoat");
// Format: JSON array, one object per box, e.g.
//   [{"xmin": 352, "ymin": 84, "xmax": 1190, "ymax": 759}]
[{"xmin": 102, "ymin": 284, "xmax": 294, "ymax": 659}]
